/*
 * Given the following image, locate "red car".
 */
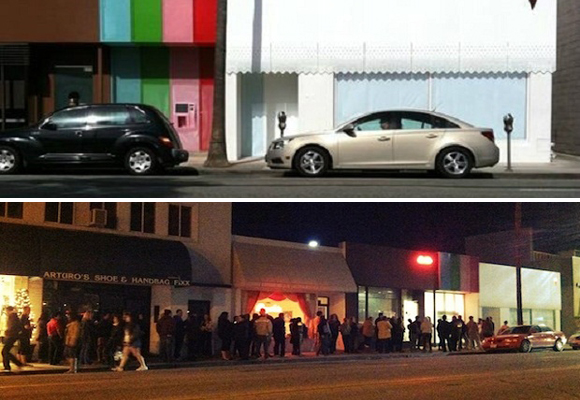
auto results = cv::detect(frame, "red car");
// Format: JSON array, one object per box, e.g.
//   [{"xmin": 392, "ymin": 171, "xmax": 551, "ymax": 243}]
[{"xmin": 482, "ymin": 325, "xmax": 566, "ymax": 353}]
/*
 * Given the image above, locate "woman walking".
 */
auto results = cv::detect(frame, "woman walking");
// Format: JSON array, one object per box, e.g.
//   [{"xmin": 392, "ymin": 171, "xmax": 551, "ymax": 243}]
[{"xmin": 114, "ymin": 313, "xmax": 148, "ymax": 372}]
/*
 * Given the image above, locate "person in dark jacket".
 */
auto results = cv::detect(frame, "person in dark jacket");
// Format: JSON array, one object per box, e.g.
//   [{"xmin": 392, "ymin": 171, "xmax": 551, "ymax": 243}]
[
  {"xmin": 106, "ymin": 314, "xmax": 124, "ymax": 368},
  {"xmin": 80, "ymin": 311, "xmax": 95, "ymax": 365},
  {"xmin": 233, "ymin": 315, "xmax": 250, "ymax": 360},
  {"xmin": 36, "ymin": 311, "xmax": 49, "ymax": 363},
  {"xmin": 2, "ymin": 306, "xmax": 24, "ymax": 371},
  {"xmin": 449, "ymin": 316, "xmax": 461, "ymax": 352},
  {"xmin": 272, "ymin": 313, "xmax": 286, "ymax": 357},
  {"xmin": 391, "ymin": 317, "xmax": 404, "ymax": 352},
  {"xmin": 290, "ymin": 317, "xmax": 305, "ymax": 355},
  {"xmin": 217, "ymin": 312, "xmax": 233, "ymax": 360},
  {"xmin": 317, "ymin": 316, "xmax": 331, "ymax": 356},
  {"xmin": 200, "ymin": 314, "xmax": 214, "ymax": 357},
  {"xmin": 173, "ymin": 309, "xmax": 185, "ymax": 360},
  {"xmin": 114, "ymin": 313, "xmax": 148, "ymax": 372},
  {"xmin": 339, "ymin": 317, "xmax": 351, "ymax": 353},
  {"xmin": 349, "ymin": 317, "xmax": 359, "ymax": 353},
  {"xmin": 249, "ymin": 313, "xmax": 260, "ymax": 358},
  {"xmin": 438, "ymin": 315, "xmax": 452, "ymax": 352},
  {"xmin": 96, "ymin": 313, "xmax": 112, "ymax": 364},
  {"xmin": 18, "ymin": 306, "xmax": 33, "ymax": 365},
  {"xmin": 156, "ymin": 309, "xmax": 175, "ymax": 363},
  {"xmin": 328, "ymin": 314, "xmax": 341, "ymax": 354}
]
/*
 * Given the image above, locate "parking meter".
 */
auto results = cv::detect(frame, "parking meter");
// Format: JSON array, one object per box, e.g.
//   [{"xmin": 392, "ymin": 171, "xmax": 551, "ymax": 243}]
[
  {"xmin": 504, "ymin": 113, "xmax": 514, "ymax": 172},
  {"xmin": 278, "ymin": 111, "xmax": 287, "ymax": 137},
  {"xmin": 503, "ymin": 114, "xmax": 514, "ymax": 135}
]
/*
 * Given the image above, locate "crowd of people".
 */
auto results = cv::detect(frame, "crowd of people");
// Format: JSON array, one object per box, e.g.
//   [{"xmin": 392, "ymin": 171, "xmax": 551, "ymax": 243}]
[{"xmin": 2, "ymin": 305, "xmax": 509, "ymax": 372}]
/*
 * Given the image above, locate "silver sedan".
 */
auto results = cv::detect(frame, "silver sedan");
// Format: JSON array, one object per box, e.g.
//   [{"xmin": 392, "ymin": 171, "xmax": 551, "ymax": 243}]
[{"xmin": 266, "ymin": 109, "xmax": 500, "ymax": 178}]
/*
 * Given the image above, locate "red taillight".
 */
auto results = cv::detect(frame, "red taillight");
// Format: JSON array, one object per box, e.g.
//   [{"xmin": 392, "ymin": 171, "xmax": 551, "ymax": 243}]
[{"xmin": 481, "ymin": 130, "xmax": 494, "ymax": 143}]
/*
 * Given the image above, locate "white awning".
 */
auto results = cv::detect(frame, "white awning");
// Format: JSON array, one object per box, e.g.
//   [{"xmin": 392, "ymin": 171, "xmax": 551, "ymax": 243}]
[{"xmin": 233, "ymin": 236, "xmax": 357, "ymax": 293}]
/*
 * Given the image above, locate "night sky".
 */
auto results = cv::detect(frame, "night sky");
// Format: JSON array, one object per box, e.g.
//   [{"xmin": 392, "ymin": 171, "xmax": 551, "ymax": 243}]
[{"xmin": 232, "ymin": 202, "xmax": 580, "ymax": 255}]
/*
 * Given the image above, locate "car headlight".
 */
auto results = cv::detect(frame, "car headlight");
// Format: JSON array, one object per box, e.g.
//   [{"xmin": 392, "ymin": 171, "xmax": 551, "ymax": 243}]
[{"xmin": 271, "ymin": 140, "xmax": 285, "ymax": 150}]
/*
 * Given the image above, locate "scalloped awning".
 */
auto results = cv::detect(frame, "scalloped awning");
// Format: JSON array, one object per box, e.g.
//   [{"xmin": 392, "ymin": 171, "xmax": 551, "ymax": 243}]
[{"xmin": 227, "ymin": 43, "xmax": 555, "ymax": 74}]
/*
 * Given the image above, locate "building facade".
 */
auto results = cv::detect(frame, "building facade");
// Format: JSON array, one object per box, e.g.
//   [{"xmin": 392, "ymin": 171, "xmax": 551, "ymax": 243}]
[
  {"xmin": 0, "ymin": 201, "xmax": 232, "ymax": 354},
  {"xmin": 226, "ymin": 0, "xmax": 556, "ymax": 163},
  {"xmin": 552, "ymin": 0, "xmax": 580, "ymax": 156},
  {"xmin": 0, "ymin": 0, "xmax": 217, "ymax": 152}
]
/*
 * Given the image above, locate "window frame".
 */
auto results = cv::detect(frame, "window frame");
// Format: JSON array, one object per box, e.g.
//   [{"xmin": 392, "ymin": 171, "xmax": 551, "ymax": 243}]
[
  {"xmin": 44, "ymin": 202, "xmax": 74, "ymax": 225},
  {"xmin": 168, "ymin": 204, "xmax": 192, "ymax": 238}
]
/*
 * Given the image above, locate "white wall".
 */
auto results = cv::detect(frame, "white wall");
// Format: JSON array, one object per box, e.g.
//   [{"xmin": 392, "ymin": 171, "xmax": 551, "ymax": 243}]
[
  {"xmin": 226, "ymin": 73, "xmax": 241, "ymax": 161},
  {"xmin": 264, "ymin": 74, "xmax": 299, "ymax": 141},
  {"xmin": 298, "ymin": 73, "xmax": 335, "ymax": 132}
]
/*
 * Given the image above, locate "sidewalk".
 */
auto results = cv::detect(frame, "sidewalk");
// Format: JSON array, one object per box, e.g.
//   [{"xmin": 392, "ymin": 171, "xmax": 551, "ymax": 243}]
[
  {"xmin": 0, "ymin": 349, "xmax": 471, "ymax": 376},
  {"xmin": 186, "ymin": 152, "xmax": 580, "ymax": 178}
]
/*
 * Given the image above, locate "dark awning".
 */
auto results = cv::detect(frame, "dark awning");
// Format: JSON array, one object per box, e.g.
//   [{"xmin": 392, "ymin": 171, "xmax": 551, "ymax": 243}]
[{"xmin": 0, "ymin": 222, "xmax": 192, "ymax": 283}]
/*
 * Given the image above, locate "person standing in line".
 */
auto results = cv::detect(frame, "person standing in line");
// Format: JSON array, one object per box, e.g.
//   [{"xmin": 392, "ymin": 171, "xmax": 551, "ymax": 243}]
[
  {"xmin": 253, "ymin": 309, "xmax": 273, "ymax": 360},
  {"xmin": 106, "ymin": 314, "xmax": 124, "ymax": 369},
  {"xmin": 339, "ymin": 317, "xmax": 352, "ymax": 353},
  {"xmin": 96, "ymin": 313, "xmax": 112, "ymax": 365},
  {"xmin": 407, "ymin": 318, "xmax": 418, "ymax": 352},
  {"xmin": 272, "ymin": 313, "xmax": 286, "ymax": 357},
  {"xmin": 375, "ymin": 316, "xmax": 392, "ymax": 353},
  {"xmin": 439, "ymin": 315, "xmax": 452, "ymax": 352},
  {"xmin": 18, "ymin": 306, "xmax": 33, "ymax": 365},
  {"xmin": 200, "ymin": 314, "xmax": 214, "ymax": 357},
  {"xmin": 310, "ymin": 311, "xmax": 323, "ymax": 353},
  {"xmin": 362, "ymin": 317, "xmax": 375, "ymax": 350},
  {"xmin": 233, "ymin": 315, "xmax": 250, "ymax": 360},
  {"xmin": 114, "ymin": 313, "xmax": 148, "ymax": 372},
  {"xmin": 420, "ymin": 317, "xmax": 433, "ymax": 352},
  {"xmin": 80, "ymin": 311, "xmax": 95, "ymax": 365},
  {"xmin": 36, "ymin": 311, "xmax": 49, "ymax": 363},
  {"xmin": 317, "ymin": 315, "xmax": 332, "ymax": 356},
  {"xmin": 47, "ymin": 311, "xmax": 65, "ymax": 365},
  {"xmin": 217, "ymin": 312, "xmax": 234, "ymax": 361},
  {"xmin": 466, "ymin": 316, "xmax": 481, "ymax": 351},
  {"xmin": 436, "ymin": 318, "xmax": 444, "ymax": 351},
  {"xmin": 391, "ymin": 317, "xmax": 404, "ymax": 352},
  {"xmin": 290, "ymin": 317, "xmax": 305, "ymax": 356},
  {"xmin": 455, "ymin": 315, "xmax": 465, "ymax": 351},
  {"xmin": 349, "ymin": 317, "xmax": 360, "ymax": 353},
  {"xmin": 156, "ymin": 309, "xmax": 175, "ymax": 363},
  {"xmin": 2, "ymin": 306, "xmax": 24, "ymax": 372},
  {"xmin": 173, "ymin": 309, "xmax": 185, "ymax": 360},
  {"xmin": 328, "ymin": 314, "xmax": 341, "ymax": 354},
  {"xmin": 64, "ymin": 314, "xmax": 81, "ymax": 373},
  {"xmin": 449, "ymin": 316, "xmax": 460, "ymax": 352}
]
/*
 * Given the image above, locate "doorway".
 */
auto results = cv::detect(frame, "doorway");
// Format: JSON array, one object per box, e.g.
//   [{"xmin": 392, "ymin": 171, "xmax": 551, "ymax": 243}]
[
  {"xmin": 54, "ymin": 66, "xmax": 93, "ymax": 110},
  {"xmin": 403, "ymin": 300, "xmax": 419, "ymax": 341}
]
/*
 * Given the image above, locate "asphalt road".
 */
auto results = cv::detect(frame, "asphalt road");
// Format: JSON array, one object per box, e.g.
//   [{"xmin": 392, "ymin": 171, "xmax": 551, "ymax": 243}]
[
  {"xmin": 1, "ymin": 351, "xmax": 579, "ymax": 399},
  {"xmin": 1, "ymin": 168, "xmax": 580, "ymax": 198}
]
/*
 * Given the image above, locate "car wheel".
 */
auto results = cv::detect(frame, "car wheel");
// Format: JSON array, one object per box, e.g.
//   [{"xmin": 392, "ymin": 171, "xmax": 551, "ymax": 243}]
[
  {"xmin": 294, "ymin": 147, "xmax": 330, "ymax": 177},
  {"xmin": 125, "ymin": 147, "xmax": 158, "ymax": 175},
  {"xmin": 436, "ymin": 147, "xmax": 473, "ymax": 179},
  {"xmin": 519, "ymin": 340, "xmax": 531, "ymax": 353},
  {"xmin": 553, "ymin": 339, "xmax": 564, "ymax": 352},
  {"xmin": 0, "ymin": 146, "xmax": 22, "ymax": 174}
]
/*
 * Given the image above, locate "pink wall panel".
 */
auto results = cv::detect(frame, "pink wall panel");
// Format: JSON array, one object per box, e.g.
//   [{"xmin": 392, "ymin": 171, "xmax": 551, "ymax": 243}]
[
  {"xmin": 170, "ymin": 47, "xmax": 200, "ymax": 151},
  {"xmin": 163, "ymin": 0, "xmax": 194, "ymax": 43}
]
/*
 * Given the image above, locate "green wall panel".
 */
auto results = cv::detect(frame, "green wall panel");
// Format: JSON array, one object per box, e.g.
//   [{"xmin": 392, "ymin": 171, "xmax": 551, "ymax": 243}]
[
  {"xmin": 132, "ymin": 0, "xmax": 162, "ymax": 43},
  {"xmin": 141, "ymin": 47, "xmax": 170, "ymax": 117}
]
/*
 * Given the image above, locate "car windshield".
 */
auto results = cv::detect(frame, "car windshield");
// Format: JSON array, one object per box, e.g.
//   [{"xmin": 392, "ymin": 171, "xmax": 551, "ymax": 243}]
[{"xmin": 503, "ymin": 326, "xmax": 531, "ymax": 335}]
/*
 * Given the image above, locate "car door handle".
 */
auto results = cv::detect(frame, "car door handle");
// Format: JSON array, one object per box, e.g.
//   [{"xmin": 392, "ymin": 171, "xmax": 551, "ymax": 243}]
[
  {"xmin": 75, "ymin": 131, "xmax": 83, "ymax": 137},
  {"xmin": 377, "ymin": 136, "xmax": 391, "ymax": 142},
  {"xmin": 426, "ymin": 134, "xmax": 439, "ymax": 139}
]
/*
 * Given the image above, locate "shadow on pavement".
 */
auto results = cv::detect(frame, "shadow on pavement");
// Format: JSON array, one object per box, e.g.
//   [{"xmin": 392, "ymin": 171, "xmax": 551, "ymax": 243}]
[
  {"xmin": 282, "ymin": 170, "xmax": 495, "ymax": 180},
  {"xmin": 20, "ymin": 166, "xmax": 200, "ymax": 177}
]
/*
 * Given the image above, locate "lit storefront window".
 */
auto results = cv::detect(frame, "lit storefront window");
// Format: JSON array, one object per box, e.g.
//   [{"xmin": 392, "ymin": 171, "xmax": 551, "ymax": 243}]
[
  {"xmin": 358, "ymin": 287, "xmax": 400, "ymax": 320},
  {"xmin": 425, "ymin": 291, "xmax": 465, "ymax": 324}
]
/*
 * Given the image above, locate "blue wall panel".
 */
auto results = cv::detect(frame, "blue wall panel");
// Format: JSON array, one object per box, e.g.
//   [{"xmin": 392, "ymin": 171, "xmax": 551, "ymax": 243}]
[
  {"xmin": 100, "ymin": 0, "xmax": 131, "ymax": 42},
  {"xmin": 335, "ymin": 73, "xmax": 430, "ymax": 126},
  {"xmin": 241, "ymin": 74, "xmax": 265, "ymax": 158},
  {"xmin": 432, "ymin": 73, "xmax": 527, "ymax": 140},
  {"xmin": 111, "ymin": 47, "xmax": 141, "ymax": 103}
]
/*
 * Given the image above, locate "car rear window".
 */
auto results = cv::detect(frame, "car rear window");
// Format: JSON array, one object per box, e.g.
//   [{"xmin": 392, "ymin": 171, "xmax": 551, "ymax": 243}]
[{"xmin": 127, "ymin": 106, "xmax": 151, "ymax": 124}]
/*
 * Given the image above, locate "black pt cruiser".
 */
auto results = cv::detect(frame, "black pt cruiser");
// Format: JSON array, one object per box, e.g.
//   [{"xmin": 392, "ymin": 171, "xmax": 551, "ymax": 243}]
[{"xmin": 0, "ymin": 104, "xmax": 189, "ymax": 175}]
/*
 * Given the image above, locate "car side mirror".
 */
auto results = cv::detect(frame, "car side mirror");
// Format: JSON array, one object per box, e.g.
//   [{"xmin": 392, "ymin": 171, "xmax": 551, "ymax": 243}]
[
  {"xmin": 42, "ymin": 122, "xmax": 57, "ymax": 131},
  {"xmin": 342, "ymin": 124, "xmax": 356, "ymax": 136}
]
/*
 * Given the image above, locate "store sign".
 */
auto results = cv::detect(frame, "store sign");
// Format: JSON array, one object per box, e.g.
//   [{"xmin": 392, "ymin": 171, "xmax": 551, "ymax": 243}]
[{"xmin": 42, "ymin": 271, "xmax": 191, "ymax": 287}]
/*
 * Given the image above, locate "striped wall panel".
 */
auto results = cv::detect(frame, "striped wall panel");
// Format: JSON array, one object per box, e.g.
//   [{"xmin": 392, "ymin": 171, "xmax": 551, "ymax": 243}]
[
  {"xmin": 132, "ymin": 0, "xmax": 163, "ymax": 43},
  {"xmin": 163, "ymin": 0, "xmax": 194, "ymax": 43},
  {"xmin": 141, "ymin": 47, "xmax": 171, "ymax": 116},
  {"xmin": 111, "ymin": 47, "xmax": 142, "ymax": 103},
  {"xmin": 100, "ymin": 0, "xmax": 131, "ymax": 42}
]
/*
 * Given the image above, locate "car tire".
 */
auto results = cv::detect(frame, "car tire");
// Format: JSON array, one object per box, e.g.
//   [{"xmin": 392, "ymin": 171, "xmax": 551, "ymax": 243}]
[
  {"xmin": 0, "ymin": 146, "xmax": 22, "ymax": 175},
  {"xmin": 294, "ymin": 147, "xmax": 330, "ymax": 177},
  {"xmin": 125, "ymin": 147, "xmax": 158, "ymax": 176},
  {"xmin": 553, "ymin": 339, "xmax": 564, "ymax": 352},
  {"xmin": 436, "ymin": 147, "xmax": 473, "ymax": 179},
  {"xmin": 519, "ymin": 340, "xmax": 531, "ymax": 353}
]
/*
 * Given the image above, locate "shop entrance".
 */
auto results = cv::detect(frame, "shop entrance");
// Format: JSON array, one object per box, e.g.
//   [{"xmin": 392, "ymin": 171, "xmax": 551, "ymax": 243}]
[
  {"xmin": 403, "ymin": 300, "xmax": 419, "ymax": 341},
  {"xmin": 188, "ymin": 300, "xmax": 210, "ymax": 319}
]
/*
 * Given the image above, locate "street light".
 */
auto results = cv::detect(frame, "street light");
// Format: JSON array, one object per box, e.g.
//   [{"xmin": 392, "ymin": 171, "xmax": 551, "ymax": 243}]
[{"xmin": 308, "ymin": 240, "xmax": 319, "ymax": 248}]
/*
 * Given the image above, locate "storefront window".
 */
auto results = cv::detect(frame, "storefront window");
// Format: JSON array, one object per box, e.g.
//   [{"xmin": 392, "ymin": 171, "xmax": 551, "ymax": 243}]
[
  {"xmin": 367, "ymin": 287, "xmax": 399, "ymax": 318},
  {"xmin": 425, "ymin": 291, "xmax": 465, "ymax": 324},
  {"xmin": 358, "ymin": 286, "xmax": 366, "ymax": 321}
]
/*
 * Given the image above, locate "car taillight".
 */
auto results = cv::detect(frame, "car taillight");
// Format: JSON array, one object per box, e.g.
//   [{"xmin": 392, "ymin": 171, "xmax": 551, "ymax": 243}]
[
  {"xmin": 159, "ymin": 136, "xmax": 174, "ymax": 148},
  {"xmin": 481, "ymin": 130, "xmax": 494, "ymax": 143}
]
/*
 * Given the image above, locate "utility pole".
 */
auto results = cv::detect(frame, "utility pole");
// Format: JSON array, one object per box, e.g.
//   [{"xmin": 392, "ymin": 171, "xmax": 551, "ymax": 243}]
[
  {"xmin": 515, "ymin": 202, "xmax": 523, "ymax": 325},
  {"xmin": 204, "ymin": 0, "xmax": 230, "ymax": 168}
]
